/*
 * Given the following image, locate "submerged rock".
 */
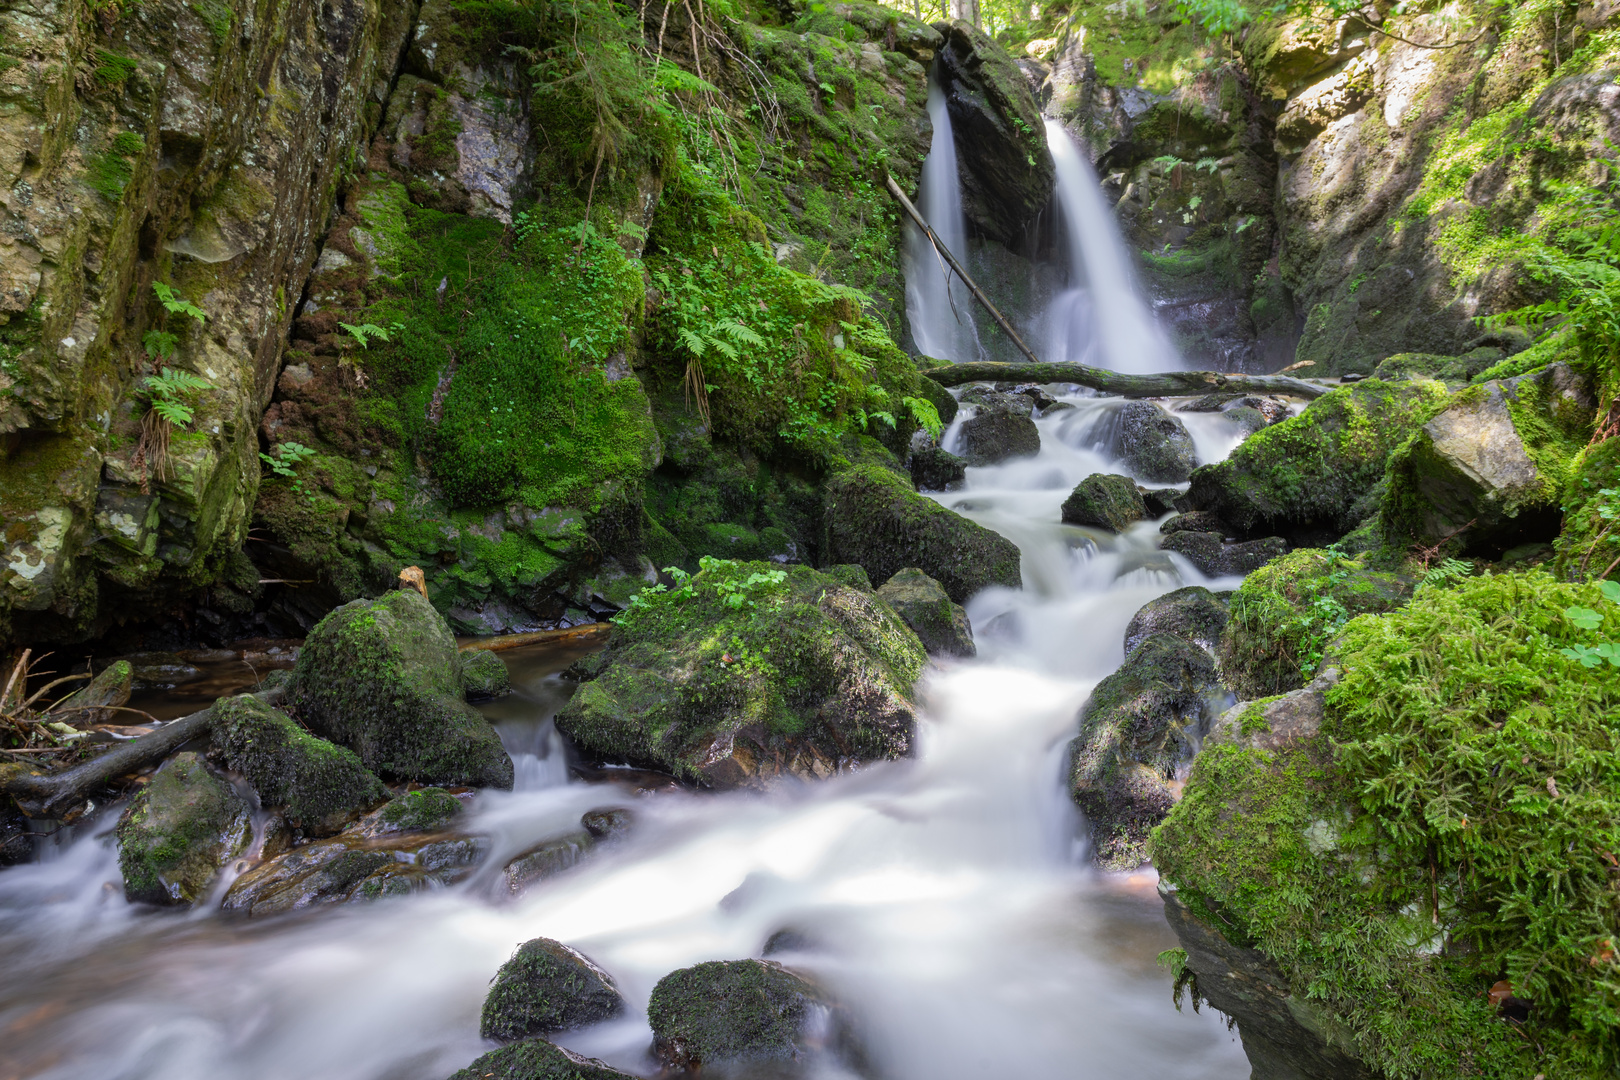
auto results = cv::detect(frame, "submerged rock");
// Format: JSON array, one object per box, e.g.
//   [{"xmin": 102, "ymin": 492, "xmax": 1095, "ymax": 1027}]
[
  {"xmin": 461, "ymin": 649, "xmax": 512, "ymax": 700},
  {"xmin": 1123, "ymin": 586, "xmax": 1229, "ymax": 657},
  {"xmin": 1162, "ymin": 531, "xmax": 1288, "ymax": 577},
  {"xmin": 482, "ymin": 937, "xmax": 626, "ymax": 1041},
  {"xmin": 910, "ymin": 444, "xmax": 968, "ymax": 491},
  {"xmin": 210, "ymin": 695, "xmax": 389, "ymax": 837},
  {"xmin": 369, "ymin": 787, "xmax": 464, "ymax": 835},
  {"xmin": 1061, "ymin": 473, "xmax": 1147, "ymax": 531},
  {"xmin": 447, "ymin": 1038, "xmax": 637, "ymax": 1080},
  {"xmin": 954, "ymin": 399, "xmax": 1042, "ymax": 466},
  {"xmin": 117, "ymin": 753, "xmax": 252, "ymax": 906},
  {"xmin": 502, "ymin": 832, "xmax": 593, "ymax": 897},
  {"xmin": 1160, "ymin": 511, "xmax": 1230, "ymax": 537},
  {"xmin": 822, "ymin": 464, "xmax": 1022, "ymax": 603},
  {"xmin": 1068, "ymin": 635, "xmax": 1222, "ymax": 870},
  {"xmin": 286, "ymin": 588, "xmax": 514, "ymax": 790},
  {"xmin": 555, "ymin": 560, "xmax": 926, "ymax": 789},
  {"xmin": 876, "ymin": 567, "xmax": 976, "ymax": 657},
  {"xmin": 648, "ymin": 958, "xmax": 826, "ymax": 1069},
  {"xmin": 1117, "ymin": 401, "xmax": 1197, "ymax": 483}
]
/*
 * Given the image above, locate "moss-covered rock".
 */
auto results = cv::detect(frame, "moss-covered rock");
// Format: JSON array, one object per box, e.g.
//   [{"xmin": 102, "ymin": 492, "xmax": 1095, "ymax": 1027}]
[
  {"xmin": 1069, "ymin": 634, "xmax": 1222, "ymax": 870},
  {"xmin": 117, "ymin": 752, "xmax": 252, "ymax": 906},
  {"xmin": 481, "ymin": 938, "xmax": 626, "ymax": 1041},
  {"xmin": 286, "ymin": 588, "xmax": 514, "ymax": 789},
  {"xmin": 910, "ymin": 445, "xmax": 968, "ymax": 491},
  {"xmin": 373, "ymin": 787, "xmax": 463, "ymax": 834},
  {"xmin": 1118, "ymin": 401, "xmax": 1197, "ymax": 483},
  {"xmin": 1061, "ymin": 473, "xmax": 1147, "ymax": 531},
  {"xmin": 1160, "ymin": 510, "xmax": 1229, "ymax": 537},
  {"xmin": 1217, "ymin": 548, "xmax": 1412, "ymax": 700},
  {"xmin": 1186, "ymin": 379, "xmax": 1451, "ymax": 544},
  {"xmin": 1162, "ymin": 531, "xmax": 1288, "ymax": 577},
  {"xmin": 1153, "ymin": 571, "xmax": 1620, "ymax": 1079},
  {"xmin": 50, "ymin": 660, "xmax": 132, "ymax": 725},
  {"xmin": 1123, "ymin": 586, "xmax": 1228, "ymax": 657},
  {"xmin": 822, "ymin": 464, "xmax": 1022, "ymax": 603},
  {"xmin": 460, "ymin": 649, "xmax": 512, "ymax": 700},
  {"xmin": 555, "ymin": 560, "xmax": 926, "ymax": 788},
  {"xmin": 647, "ymin": 958, "xmax": 825, "ymax": 1069},
  {"xmin": 875, "ymin": 567, "xmax": 975, "ymax": 658},
  {"xmin": 954, "ymin": 400, "xmax": 1041, "ymax": 466},
  {"xmin": 448, "ymin": 1038, "xmax": 637, "ymax": 1080},
  {"xmin": 210, "ymin": 694, "xmax": 389, "ymax": 837}
]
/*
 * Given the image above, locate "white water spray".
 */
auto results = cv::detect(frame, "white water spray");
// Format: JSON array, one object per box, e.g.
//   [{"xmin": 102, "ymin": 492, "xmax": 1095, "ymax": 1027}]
[{"xmin": 904, "ymin": 78, "xmax": 982, "ymax": 363}]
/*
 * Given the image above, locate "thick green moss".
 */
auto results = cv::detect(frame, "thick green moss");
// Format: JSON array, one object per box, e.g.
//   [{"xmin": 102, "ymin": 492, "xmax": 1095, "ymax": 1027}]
[
  {"xmin": 647, "ymin": 959, "xmax": 821, "ymax": 1067},
  {"xmin": 555, "ymin": 560, "xmax": 925, "ymax": 786},
  {"xmin": 448, "ymin": 1037, "xmax": 636, "ymax": 1080},
  {"xmin": 116, "ymin": 752, "xmax": 251, "ymax": 905},
  {"xmin": 1060, "ymin": 473, "xmax": 1147, "ymax": 531},
  {"xmin": 1156, "ymin": 571, "xmax": 1620, "ymax": 1078},
  {"xmin": 211, "ymin": 694, "xmax": 389, "ymax": 836},
  {"xmin": 460, "ymin": 649, "xmax": 511, "ymax": 699},
  {"xmin": 287, "ymin": 588, "xmax": 515, "ymax": 788},
  {"xmin": 480, "ymin": 937, "xmax": 626, "ymax": 1041},
  {"xmin": 1218, "ymin": 548, "xmax": 1412, "ymax": 699},
  {"xmin": 376, "ymin": 787, "xmax": 463, "ymax": 833}
]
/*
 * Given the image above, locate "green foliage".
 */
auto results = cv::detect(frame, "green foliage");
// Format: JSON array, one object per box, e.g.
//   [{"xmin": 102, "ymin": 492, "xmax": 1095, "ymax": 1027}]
[
  {"xmin": 85, "ymin": 131, "xmax": 146, "ymax": 202},
  {"xmin": 140, "ymin": 368, "xmax": 210, "ymax": 427},
  {"xmin": 92, "ymin": 50, "xmax": 138, "ymax": 88},
  {"xmin": 1562, "ymin": 578, "xmax": 1620, "ymax": 667},
  {"xmin": 1419, "ymin": 557, "xmax": 1472, "ymax": 589},
  {"xmin": 153, "ymin": 281, "xmax": 207, "ymax": 323},
  {"xmin": 189, "ymin": 0, "xmax": 232, "ymax": 44},
  {"xmin": 337, "ymin": 322, "xmax": 395, "ymax": 348},
  {"xmin": 142, "ymin": 330, "xmax": 179, "ymax": 362},
  {"xmin": 260, "ymin": 442, "xmax": 316, "ymax": 478},
  {"xmin": 614, "ymin": 556, "xmax": 787, "ymax": 628}
]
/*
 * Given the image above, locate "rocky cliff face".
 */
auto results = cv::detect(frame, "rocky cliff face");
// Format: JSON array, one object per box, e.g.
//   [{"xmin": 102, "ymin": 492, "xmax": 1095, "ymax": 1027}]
[{"xmin": 1, "ymin": 0, "xmax": 417, "ymax": 643}]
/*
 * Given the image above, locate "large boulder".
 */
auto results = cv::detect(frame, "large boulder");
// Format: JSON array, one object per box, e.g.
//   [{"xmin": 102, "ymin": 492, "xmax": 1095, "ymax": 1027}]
[
  {"xmin": 1118, "ymin": 401, "xmax": 1197, "ymax": 483},
  {"xmin": 876, "ymin": 568, "xmax": 976, "ymax": 657},
  {"xmin": 1123, "ymin": 586, "xmax": 1229, "ymax": 657},
  {"xmin": 285, "ymin": 588, "xmax": 515, "ymax": 789},
  {"xmin": 648, "ymin": 959, "xmax": 827, "ymax": 1070},
  {"xmin": 481, "ymin": 938, "xmax": 626, "ymax": 1041},
  {"xmin": 117, "ymin": 752, "xmax": 252, "ymax": 906},
  {"xmin": 447, "ymin": 1038, "xmax": 637, "ymax": 1080},
  {"xmin": 1061, "ymin": 473, "xmax": 1147, "ymax": 531},
  {"xmin": 954, "ymin": 398, "xmax": 1041, "ymax": 466},
  {"xmin": 822, "ymin": 464, "xmax": 1022, "ymax": 603},
  {"xmin": 1162, "ymin": 532, "xmax": 1288, "ymax": 577},
  {"xmin": 210, "ymin": 695, "xmax": 389, "ymax": 837},
  {"xmin": 910, "ymin": 444, "xmax": 968, "ymax": 491},
  {"xmin": 461, "ymin": 649, "xmax": 512, "ymax": 699},
  {"xmin": 1186, "ymin": 379, "xmax": 1450, "ymax": 544},
  {"xmin": 1383, "ymin": 363, "xmax": 1594, "ymax": 555},
  {"xmin": 933, "ymin": 20, "xmax": 1055, "ymax": 246},
  {"xmin": 555, "ymin": 561, "xmax": 926, "ymax": 789},
  {"xmin": 1069, "ymin": 635, "xmax": 1222, "ymax": 871}
]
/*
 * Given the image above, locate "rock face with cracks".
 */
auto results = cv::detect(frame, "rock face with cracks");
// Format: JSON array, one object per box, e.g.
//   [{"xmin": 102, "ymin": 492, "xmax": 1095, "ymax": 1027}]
[
  {"xmin": 117, "ymin": 752, "xmax": 251, "ymax": 905},
  {"xmin": 648, "ymin": 958, "xmax": 827, "ymax": 1070},
  {"xmin": 285, "ymin": 588, "xmax": 514, "ymax": 790},
  {"xmin": 555, "ymin": 561, "xmax": 927, "ymax": 789},
  {"xmin": 822, "ymin": 465, "xmax": 1022, "ymax": 603},
  {"xmin": 875, "ymin": 567, "xmax": 975, "ymax": 657},
  {"xmin": 481, "ymin": 938, "xmax": 626, "ymax": 1042}
]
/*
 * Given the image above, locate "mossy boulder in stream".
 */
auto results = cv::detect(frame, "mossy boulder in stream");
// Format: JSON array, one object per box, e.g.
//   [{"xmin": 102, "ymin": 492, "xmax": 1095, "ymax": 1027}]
[
  {"xmin": 285, "ymin": 589, "xmax": 514, "ymax": 790},
  {"xmin": 1061, "ymin": 473, "xmax": 1147, "ymax": 531},
  {"xmin": 117, "ymin": 752, "xmax": 252, "ymax": 906},
  {"xmin": 875, "ymin": 568, "xmax": 975, "ymax": 657},
  {"xmin": 648, "ymin": 958, "xmax": 827, "ymax": 1070},
  {"xmin": 1153, "ymin": 572, "xmax": 1620, "ymax": 1080},
  {"xmin": 1117, "ymin": 401, "xmax": 1197, "ymax": 483},
  {"xmin": 481, "ymin": 938, "xmax": 626, "ymax": 1041},
  {"xmin": 448, "ymin": 1038, "xmax": 637, "ymax": 1080},
  {"xmin": 460, "ymin": 650, "xmax": 512, "ymax": 700},
  {"xmin": 556, "ymin": 560, "xmax": 926, "ymax": 788},
  {"xmin": 1186, "ymin": 379, "xmax": 1451, "ymax": 545},
  {"xmin": 1123, "ymin": 586, "xmax": 1229, "ymax": 657},
  {"xmin": 211, "ymin": 695, "xmax": 389, "ymax": 837},
  {"xmin": 954, "ymin": 396, "xmax": 1041, "ymax": 466},
  {"xmin": 822, "ymin": 465, "xmax": 1022, "ymax": 603}
]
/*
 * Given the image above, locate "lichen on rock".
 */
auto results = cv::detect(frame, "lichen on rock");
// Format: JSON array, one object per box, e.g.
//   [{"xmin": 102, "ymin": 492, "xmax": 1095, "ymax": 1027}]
[{"xmin": 117, "ymin": 751, "xmax": 251, "ymax": 906}]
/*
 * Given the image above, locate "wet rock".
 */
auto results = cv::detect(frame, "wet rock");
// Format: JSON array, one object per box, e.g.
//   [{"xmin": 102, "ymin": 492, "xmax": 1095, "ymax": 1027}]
[
  {"xmin": 482, "ymin": 937, "xmax": 627, "ymax": 1041},
  {"xmin": 210, "ymin": 695, "xmax": 389, "ymax": 837},
  {"xmin": 1221, "ymin": 406, "xmax": 1271, "ymax": 437},
  {"xmin": 1162, "ymin": 532, "xmax": 1289, "ymax": 577},
  {"xmin": 50, "ymin": 660, "xmax": 132, "ymax": 725},
  {"xmin": 1068, "ymin": 635, "xmax": 1222, "ymax": 870},
  {"xmin": 581, "ymin": 806, "xmax": 635, "ymax": 841},
  {"xmin": 555, "ymin": 561, "xmax": 926, "ymax": 789},
  {"xmin": 822, "ymin": 465, "xmax": 1023, "ymax": 603},
  {"xmin": 1160, "ymin": 511, "xmax": 1229, "ymax": 537},
  {"xmin": 447, "ymin": 1037, "xmax": 638, "ymax": 1080},
  {"xmin": 1207, "ymin": 667, "xmax": 1341, "ymax": 754},
  {"xmin": 954, "ymin": 401, "xmax": 1041, "ymax": 466},
  {"xmin": 1123, "ymin": 587, "xmax": 1229, "ymax": 657},
  {"xmin": 1012, "ymin": 384, "xmax": 1058, "ymax": 411},
  {"xmin": 286, "ymin": 588, "xmax": 514, "ymax": 790},
  {"xmin": 368, "ymin": 788, "xmax": 465, "ymax": 835},
  {"xmin": 1060, "ymin": 473, "xmax": 1146, "ymax": 531},
  {"xmin": 1117, "ymin": 401, "xmax": 1198, "ymax": 483},
  {"xmin": 876, "ymin": 568, "xmax": 976, "ymax": 658},
  {"xmin": 910, "ymin": 445, "xmax": 968, "ymax": 491},
  {"xmin": 461, "ymin": 650, "xmax": 512, "ymax": 700},
  {"xmin": 1138, "ymin": 488, "xmax": 1183, "ymax": 517},
  {"xmin": 648, "ymin": 958, "xmax": 827, "ymax": 1069},
  {"xmin": 117, "ymin": 753, "xmax": 252, "ymax": 906}
]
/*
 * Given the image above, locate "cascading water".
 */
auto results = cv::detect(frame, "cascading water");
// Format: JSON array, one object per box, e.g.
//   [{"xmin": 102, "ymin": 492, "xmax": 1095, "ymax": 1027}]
[
  {"xmin": 903, "ymin": 76, "xmax": 982, "ymax": 363},
  {"xmin": 1042, "ymin": 121, "xmax": 1180, "ymax": 374}
]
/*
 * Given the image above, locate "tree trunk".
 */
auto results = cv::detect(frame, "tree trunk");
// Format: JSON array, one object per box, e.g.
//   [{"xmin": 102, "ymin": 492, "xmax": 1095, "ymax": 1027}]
[
  {"xmin": 949, "ymin": 0, "xmax": 979, "ymax": 27},
  {"xmin": 2, "ymin": 707, "xmax": 215, "ymax": 819},
  {"xmin": 921, "ymin": 361, "xmax": 1330, "ymax": 400}
]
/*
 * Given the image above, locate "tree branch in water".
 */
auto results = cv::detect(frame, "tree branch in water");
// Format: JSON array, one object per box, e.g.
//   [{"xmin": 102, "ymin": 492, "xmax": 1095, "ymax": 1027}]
[{"xmin": 920, "ymin": 361, "xmax": 1330, "ymax": 400}]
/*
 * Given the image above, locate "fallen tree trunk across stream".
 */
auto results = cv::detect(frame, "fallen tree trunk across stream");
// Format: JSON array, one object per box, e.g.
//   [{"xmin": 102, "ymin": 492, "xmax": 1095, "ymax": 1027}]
[
  {"xmin": 2, "ymin": 707, "xmax": 214, "ymax": 819},
  {"xmin": 920, "ymin": 361, "xmax": 1330, "ymax": 400}
]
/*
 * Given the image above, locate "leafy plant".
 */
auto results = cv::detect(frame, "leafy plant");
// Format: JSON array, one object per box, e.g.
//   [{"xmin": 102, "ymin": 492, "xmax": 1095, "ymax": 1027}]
[
  {"xmin": 1420, "ymin": 557, "xmax": 1474, "ymax": 589},
  {"xmin": 153, "ymin": 280, "xmax": 206, "ymax": 323},
  {"xmin": 1562, "ymin": 579, "xmax": 1620, "ymax": 668},
  {"xmin": 903, "ymin": 396, "xmax": 943, "ymax": 440},
  {"xmin": 135, "ymin": 367, "xmax": 210, "ymax": 485},
  {"xmin": 142, "ymin": 329, "xmax": 179, "ymax": 361}
]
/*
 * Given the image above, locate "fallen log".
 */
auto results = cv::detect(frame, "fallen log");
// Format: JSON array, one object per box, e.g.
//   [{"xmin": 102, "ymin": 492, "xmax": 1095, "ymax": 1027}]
[
  {"xmin": 458, "ymin": 623, "xmax": 612, "ymax": 653},
  {"xmin": 1, "ymin": 707, "xmax": 214, "ymax": 819},
  {"xmin": 919, "ymin": 360, "xmax": 1330, "ymax": 400}
]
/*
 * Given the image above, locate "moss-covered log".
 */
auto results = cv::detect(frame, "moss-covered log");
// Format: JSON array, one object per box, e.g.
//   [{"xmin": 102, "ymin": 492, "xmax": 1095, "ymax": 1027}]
[{"xmin": 921, "ymin": 361, "xmax": 1329, "ymax": 399}]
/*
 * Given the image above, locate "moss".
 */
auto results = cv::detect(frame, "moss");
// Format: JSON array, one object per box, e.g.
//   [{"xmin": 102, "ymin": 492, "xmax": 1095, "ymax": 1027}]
[
  {"xmin": 92, "ymin": 50, "xmax": 138, "ymax": 88},
  {"xmin": 211, "ymin": 695, "xmax": 389, "ymax": 835},
  {"xmin": 448, "ymin": 1037, "xmax": 635, "ymax": 1080},
  {"xmin": 1555, "ymin": 438, "xmax": 1620, "ymax": 582},
  {"xmin": 1155, "ymin": 571, "xmax": 1620, "ymax": 1079},
  {"xmin": 116, "ymin": 752, "xmax": 251, "ymax": 905},
  {"xmin": 480, "ymin": 937, "xmax": 625, "ymax": 1040},
  {"xmin": 1060, "ymin": 473, "xmax": 1147, "ymax": 531},
  {"xmin": 554, "ymin": 560, "xmax": 925, "ymax": 785},
  {"xmin": 821, "ymin": 464, "xmax": 1022, "ymax": 602},
  {"xmin": 85, "ymin": 131, "xmax": 146, "ymax": 203},
  {"xmin": 1218, "ymin": 548, "xmax": 1413, "ymax": 699},
  {"xmin": 287, "ymin": 589, "xmax": 515, "ymax": 788},
  {"xmin": 376, "ymin": 787, "xmax": 463, "ymax": 832},
  {"xmin": 647, "ymin": 959, "xmax": 819, "ymax": 1066},
  {"xmin": 460, "ymin": 649, "xmax": 511, "ymax": 698}
]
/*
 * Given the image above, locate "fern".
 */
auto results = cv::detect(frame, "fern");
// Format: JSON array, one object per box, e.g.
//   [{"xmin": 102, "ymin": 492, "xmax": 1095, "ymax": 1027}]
[
  {"xmin": 903, "ymin": 396, "xmax": 943, "ymax": 439},
  {"xmin": 1420, "ymin": 557, "xmax": 1474, "ymax": 589},
  {"xmin": 152, "ymin": 281, "xmax": 206, "ymax": 323},
  {"xmin": 337, "ymin": 322, "xmax": 393, "ymax": 348}
]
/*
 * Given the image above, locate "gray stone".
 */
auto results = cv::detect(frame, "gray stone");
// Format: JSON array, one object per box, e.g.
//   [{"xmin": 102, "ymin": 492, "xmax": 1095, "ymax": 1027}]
[
  {"xmin": 910, "ymin": 445, "xmax": 968, "ymax": 490},
  {"xmin": 955, "ymin": 401, "xmax": 1042, "ymax": 466},
  {"xmin": 1163, "ymin": 531, "xmax": 1288, "ymax": 577},
  {"xmin": 117, "ymin": 753, "xmax": 252, "ymax": 906},
  {"xmin": 1118, "ymin": 401, "xmax": 1197, "ymax": 482},
  {"xmin": 1123, "ymin": 586, "xmax": 1229, "ymax": 656},
  {"xmin": 1061, "ymin": 473, "xmax": 1147, "ymax": 531},
  {"xmin": 481, "ymin": 937, "xmax": 626, "ymax": 1041},
  {"xmin": 648, "ymin": 959, "xmax": 827, "ymax": 1069},
  {"xmin": 447, "ymin": 1038, "xmax": 638, "ymax": 1080},
  {"xmin": 876, "ymin": 567, "xmax": 976, "ymax": 657},
  {"xmin": 1160, "ymin": 511, "xmax": 1230, "ymax": 537}
]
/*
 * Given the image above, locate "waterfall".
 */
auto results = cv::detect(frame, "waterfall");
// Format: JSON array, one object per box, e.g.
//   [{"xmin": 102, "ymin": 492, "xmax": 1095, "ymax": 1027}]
[
  {"xmin": 1042, "ymin": 120, "xmax": 1180, "ymax": 374},
  {"xmin": 904, "ymin": 76, "xmax": 982, "ymax": 363}
]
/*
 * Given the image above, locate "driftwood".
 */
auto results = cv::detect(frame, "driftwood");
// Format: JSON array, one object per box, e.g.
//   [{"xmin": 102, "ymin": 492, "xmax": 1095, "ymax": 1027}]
[
  {"xmin": 459, "ymin": 623, "xmax": 612, "ymax": 653},
  {"xmin": 920, "ymin": 360, "xmax": 1330, "ymax": 400},
  {"xmin": 1, "ymin": 707, "xmax": 214, "ymax": 819}
]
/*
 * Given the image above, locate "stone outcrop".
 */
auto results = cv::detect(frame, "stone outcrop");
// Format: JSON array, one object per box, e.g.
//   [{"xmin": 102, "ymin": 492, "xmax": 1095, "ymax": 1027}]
[{"xmin": 875, "ymin": 567, "xmax": 976, "ymax": 657}]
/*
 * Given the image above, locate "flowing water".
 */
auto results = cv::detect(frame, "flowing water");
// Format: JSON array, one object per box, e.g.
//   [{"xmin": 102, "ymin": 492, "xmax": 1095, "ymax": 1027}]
[{"xmin": 903, "ymin": 76, "xmax": 982, "ymax": 363}]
